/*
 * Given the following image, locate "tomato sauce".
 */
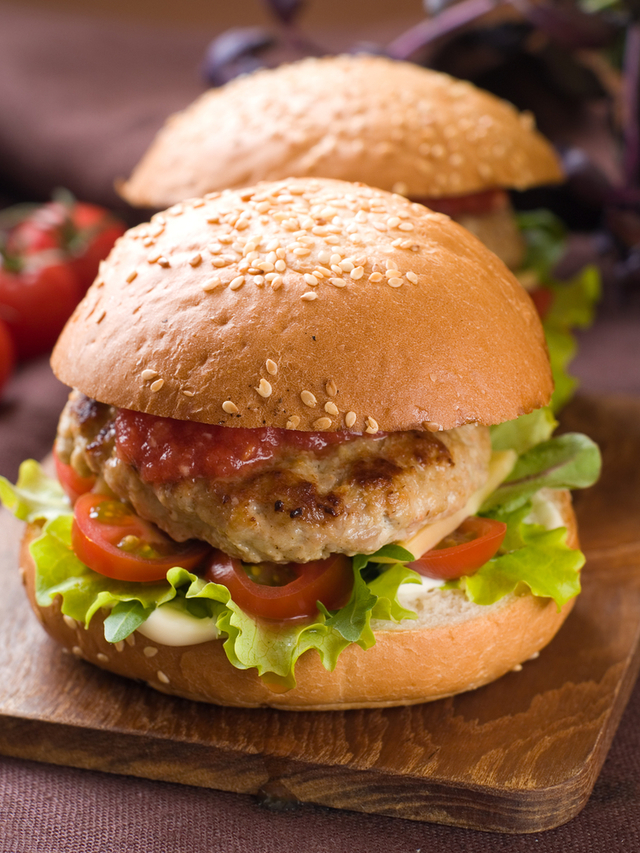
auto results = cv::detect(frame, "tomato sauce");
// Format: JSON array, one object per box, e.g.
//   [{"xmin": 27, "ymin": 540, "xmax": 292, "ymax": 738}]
[
  {"xmin": 413, "ymin": 189, "xmax": 508, "ymax": 218},
  {"xmin": 115, "ymin": 410, "xmax": 382, "ymax": 484}
]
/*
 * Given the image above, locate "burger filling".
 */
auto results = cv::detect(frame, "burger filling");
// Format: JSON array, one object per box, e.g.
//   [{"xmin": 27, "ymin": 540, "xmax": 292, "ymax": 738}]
[
  {"xmin": 55, "ymin": 391, "xmax": 492, "ymax": 564},
  {"xmin": 1, "ymin": 398, "xmax": 600, "ymax": 691}
]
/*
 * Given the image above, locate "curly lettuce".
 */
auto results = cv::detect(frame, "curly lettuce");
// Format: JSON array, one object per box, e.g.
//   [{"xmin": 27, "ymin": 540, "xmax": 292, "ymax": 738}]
[{"xmin": 517, "ymin": 209, "xmax": 601, "ymax": 411}]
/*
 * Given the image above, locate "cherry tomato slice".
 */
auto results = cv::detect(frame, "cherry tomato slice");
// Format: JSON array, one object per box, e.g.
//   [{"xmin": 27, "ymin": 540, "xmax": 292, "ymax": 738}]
[
  {"xmin": 204, "ymin": 551, "xmax": 353, "ymax": 622},
  {"xmin": 0, "ymin": 318, "xmax": 15, "ymax": 397},
  {"xmin": 408, "ymin": 516, "xmax": 507, "ymax": 580},
  {"xmin": 72, "ymin": 493, "xmax": 211, "ymax": 582},
  {"xmin": 413, "ymin": 189, "xmax": 509, "ymax": 218},
  {"xmin": 54, "ymin": 450, "xmax": 96, "ymax": 505}
]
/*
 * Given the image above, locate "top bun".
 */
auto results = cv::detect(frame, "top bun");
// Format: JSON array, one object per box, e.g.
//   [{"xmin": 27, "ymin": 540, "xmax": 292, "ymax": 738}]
[
  {"xmin": 120, "ymin": 55, "xmax": 563, "ymax": 210},
  {"xmin": 52, "ymin": 178, "xmax": 552, "ymax": 432}
]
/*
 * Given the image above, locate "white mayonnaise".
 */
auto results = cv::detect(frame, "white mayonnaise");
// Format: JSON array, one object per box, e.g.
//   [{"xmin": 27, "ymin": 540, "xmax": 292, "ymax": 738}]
[{"xmin": 137, "ymin": 600, "xmax": 219, "ymax": 646}]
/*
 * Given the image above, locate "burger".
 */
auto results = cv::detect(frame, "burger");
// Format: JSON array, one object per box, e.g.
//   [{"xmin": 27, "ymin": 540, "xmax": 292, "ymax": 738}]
[
  {"xmin": 0, "ymin": 178, "xmax": 600, "ymax": 709},
  {"xmin": 120, "ymin": 54, "xmax": 600, "ymax": 409}
]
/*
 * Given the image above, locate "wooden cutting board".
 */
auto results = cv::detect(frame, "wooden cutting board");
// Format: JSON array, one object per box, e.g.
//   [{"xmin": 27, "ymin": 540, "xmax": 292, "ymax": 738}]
[{"xmin": 1, "ymin": 394, "xmax": 639, "ymax": 834}]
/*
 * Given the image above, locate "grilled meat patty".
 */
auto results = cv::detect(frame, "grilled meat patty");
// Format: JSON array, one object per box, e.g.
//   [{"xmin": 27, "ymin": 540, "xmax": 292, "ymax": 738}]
[{"xmin": 56, "ymin": 392, "xmax": 491, "ymax": 564}]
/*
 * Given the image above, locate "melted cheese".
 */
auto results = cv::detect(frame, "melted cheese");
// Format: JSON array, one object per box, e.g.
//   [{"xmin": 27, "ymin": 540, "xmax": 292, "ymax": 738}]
[{"xmin": 396, "ymin": 449, "xmax": 517, "ymax": 560}]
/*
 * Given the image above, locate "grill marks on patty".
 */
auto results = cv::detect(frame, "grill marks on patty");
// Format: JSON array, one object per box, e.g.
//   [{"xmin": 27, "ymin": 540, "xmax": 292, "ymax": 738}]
[{"xmin": 55, "ymin": 392, "xmax": 491, "ymax": 564}]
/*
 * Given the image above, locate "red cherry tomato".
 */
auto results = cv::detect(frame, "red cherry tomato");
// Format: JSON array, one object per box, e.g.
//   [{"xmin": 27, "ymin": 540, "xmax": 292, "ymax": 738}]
[
  {"xmin": 529, "ymin": 287, "xmax": 554, "ymax": 320},
  {"xmin": 408, "ymin": 516, "xmax": 507, "ymax": 580},
  {"xmin": 204, "ymin": 551, "xmax": 353, "ymax": 622},
  {"xmin": 7, "ymin": 199, "xmax": 126, "ymax": 297},
  {"xmin": 72, "ymin": 493, "xmax": 212, "ymax": 582},
  {"xmin": 0, "ymin": 317, "xmax": 15, "ymax": 396},
  {"xmin": 0, "ymin": 261, "xmax": 79, "ymax": 359},
  {"xmin": 53, "ymin": 450, "xmax": 96, "ymax": 505}
]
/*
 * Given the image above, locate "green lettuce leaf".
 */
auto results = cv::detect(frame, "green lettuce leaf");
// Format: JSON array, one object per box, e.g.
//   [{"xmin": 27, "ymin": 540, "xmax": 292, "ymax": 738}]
[
  {"xmin": 490, "ymin": 407, "xmax": 557, "ymax": 455},
  {"xmin": 517, "ymin": 209, "xmax": 567, "ymax": 277},
  {"xmin": 0, "ymin": 460, "xmax": 70, "ymax": 523},
  {"xmin": 481, "ymin": 433, "xmax": 601, "ymax": 513},
  {"xmin": 464, "ymin": 522, "xmax": 583, "ymax": 609}
]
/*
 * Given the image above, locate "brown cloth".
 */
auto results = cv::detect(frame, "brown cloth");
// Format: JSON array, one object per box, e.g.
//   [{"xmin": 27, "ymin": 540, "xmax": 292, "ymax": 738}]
[{"xmin": 1, "ymin": 4, "xmax": 640, "ymax": 850}]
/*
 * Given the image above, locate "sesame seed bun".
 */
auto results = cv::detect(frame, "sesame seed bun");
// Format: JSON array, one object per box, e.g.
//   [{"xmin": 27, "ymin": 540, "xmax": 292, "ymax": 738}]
[
  {"xmin": 119, "ymin": 55, "xmax": 563, "ymax": 210},
  {"xmin": 20, "ymin": 490, "xmax": 578, "ymax": 710},
  {"xmin": 52, "ymin": 178, "xmax": 552, "ymax": 433}
]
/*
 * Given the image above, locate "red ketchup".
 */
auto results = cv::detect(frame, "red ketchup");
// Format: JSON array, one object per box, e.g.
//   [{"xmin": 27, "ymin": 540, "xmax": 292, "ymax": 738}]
[{"xmin": 115, "ymin": 410, "xmax": 384, "ymax": 484}]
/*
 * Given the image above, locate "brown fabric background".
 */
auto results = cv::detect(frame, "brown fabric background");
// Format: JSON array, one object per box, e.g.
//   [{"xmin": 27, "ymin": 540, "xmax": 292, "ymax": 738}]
[{"xmin": 1, "ymin": 3, "xmax": 640, "ymax": 848}]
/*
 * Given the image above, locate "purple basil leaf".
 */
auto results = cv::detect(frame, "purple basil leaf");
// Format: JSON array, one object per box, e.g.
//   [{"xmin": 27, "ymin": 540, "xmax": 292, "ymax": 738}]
[
  {"xmin": 202, "ymin": 27, "xmax": 275, "ymax": 86},
  {"xmin": 511, "ymin": 0, "xmax": 618, "ymax": 50},
  {"xmin": 387, "ymin": 0, "xmax": 500, "ymax": 61},
  {"xmin": 264, "ymin": 0, "xmax": 305, "ymax": 25}
]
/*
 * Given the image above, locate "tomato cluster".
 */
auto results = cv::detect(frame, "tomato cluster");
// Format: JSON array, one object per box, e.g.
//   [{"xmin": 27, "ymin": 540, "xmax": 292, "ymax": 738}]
[{"xmin": 0, "ymin": 194, "xmax": 126, "ymax": 394}]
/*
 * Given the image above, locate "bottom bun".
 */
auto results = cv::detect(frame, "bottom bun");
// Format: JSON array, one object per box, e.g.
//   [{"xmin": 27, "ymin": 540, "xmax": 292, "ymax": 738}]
[{"xmin": 21, "ymin": 490, "xmax": 579, "ymax": 710}]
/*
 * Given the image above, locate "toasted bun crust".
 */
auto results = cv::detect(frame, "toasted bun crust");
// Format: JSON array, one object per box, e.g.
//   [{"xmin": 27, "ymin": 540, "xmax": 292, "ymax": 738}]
[
  {"xmin": 52, "ymin": 178, "xmax": 552, "ymax": 432},
  {"xmin": 21, "ymin": 490, "xmax": 579, "ymax": 710},
  {"xmin": 120, "ymin": 55, "xmax": 563, "ymax": 210}
]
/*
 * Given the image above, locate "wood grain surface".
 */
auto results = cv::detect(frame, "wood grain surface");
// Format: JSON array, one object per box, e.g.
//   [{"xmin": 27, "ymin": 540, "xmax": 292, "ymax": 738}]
[{"xmin": 0, "ymin": 394, "xmax": 639, "ymax": 834}]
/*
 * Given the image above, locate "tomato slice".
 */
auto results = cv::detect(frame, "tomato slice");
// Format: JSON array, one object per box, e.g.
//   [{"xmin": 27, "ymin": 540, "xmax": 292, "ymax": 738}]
[
  {"xmin": 408, "ymin": 517, "xmax": 507, "ymax": 580},
  {"xmin": 204, "ymin": 551, "xmax": 353, "ymax": 622},
  {"xmin": 72, "ymin": 493, "xmax": 211, "ymax": 582},
  {"xmin": 54, "ymin": 450, "xmax": 96, "ymax": 504},
  {"xmin": 529, "ymin": 286, "xmax": 554, "ymax": 319},
  {"xmin": 413, "ymin": 189, "xmax": 509, "ymax": 218}
]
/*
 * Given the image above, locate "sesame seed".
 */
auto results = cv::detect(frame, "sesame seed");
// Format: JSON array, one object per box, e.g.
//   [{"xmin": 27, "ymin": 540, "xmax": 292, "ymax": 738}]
[
  {"xmin": 325, "ymin": 236, "xmax": 340, "ymax": 244},
  {"xmin": 115, "ymin": 641, "xmax": 125, "ymax": 652},
  {"xmin": 385, "ymin": 268, "xmax": 400, "ymax": 278},
  {"xmin": 345, "ymin": 411, "xmax": 357, "ymax": 428},
  {"xmin": 368, "ymin": 272, "xmax": 383, "ymax": 282},
  {"xmin": 330, "ymin": 277, "xmax": 346, "ymax": 288},
  {"xmin": 222, "ymin": 401, "xmax": 239, "ymax": 414},
  {"xmin": 423, "ymin": 421, "xmax": 442, "ymax": 432},
  {"xmin": 286, "ymin": 415, "xmax": 301, "ymax": 430},
  {"xmin": 365, "ymin": 417, "xmax": 379, "ymax": 434},
  {"xmin": 72, "ymin": 646, "xmax": 83, "ymax": 657},
  {"xmin": 324, "ymin": 401, "xmax": 339, "ymax": 416},
  {"xmin": 211, "ymin": 258, "xmax": 229, "ymax": 268},
  {"xmin": 271, "ymin": 275, "xmax": 283, "ymax": 290},
  {"xmin": 256, "ymin": 379, "xmax": 272, "ymax": 398},
  {"xmin": 126, "ymin": 270, "xmax": 138, "ymax": 283},
  {"xmin": 141, "ymin": 369, "xmax": 158, "ymax": 381},
  {"xmin": 96, "ymin": 653, "xmax": 109, "ymax": 663},
  {"xmin": 157, "ymin": 670, "xmax": 170, "ymax": 684},
  {"xmin": 63, "ymin": 615, "xmax": 76, "ymax": 630},
  {"xmin": 147, "ymin": 252, "xmax": 162, "ymax": 264},
  {"xmin": 313, "ymin": 417, "xmax": 332, "ymax": 430},
  {"xmin": 301, "ymin": 390, "xmax": 317, "ymax": 407},
  {"xmin": 142, "ymin": 237, "xmax": 155, "ymax": 248},
  {"xmin": 326, "ymin": 379, "xmax": 337, "ymax": 397},
  {"xmin": 406, "ymin": 271, "xmax": 418, "ymax": 283},
  {"xmin": 350, "ymin": 266, "xmax": 364, "ymax": 280},
  {"xmin": 189, "ymin": 253, "xmax": 202, "ymax": 267},
  {"xmin": 143, "ymin": 646, "xmax": 158, "ymax": 658},
  {"xmin": 192, "ymin": 199, "xmax": 205, "ymax": 208},
  {"xmin": 157, "ymin": 257, "xmax": 170, "ymax": 268},
  {"xmin": 392, "ymin": 182, "xmax": 409, "ymax": 196},
  {"xmin": 276, "ymin": 248, "xmax": 286, "ymax": 259},
  {"xmin": 387, "ymin": 217, "xmax": 401, "ymax": 228},
  {"xmin": 293, "ymin": 248, "xmax": 311, "ymax": 257},
  {"xmin": 301, "ymin": 292, "xmax": 318, "ymax": 301},
  {"xmin": 229, "ymin": 275, "xmax": 245, "ymax": 291},
  {"xmin": 339, "ymin": 260, "xmax": 354, "ymax": 273},
  {"xmin": 266, "ymin": 359, "xmax": 278, "ymax": 375},
  {"xmin": 318, "ymin": 250, "xmax": 331, "ymax": 263},
  {"xmin": 202, "ymin": 278, "xmax": 222, "ymax": 292},
  {"xmin": 331, "ymin": 264, "xmax": 343, "ymax": 275},
  {"xmin": 329, "ymin": 254, "xmax": 342, "ymax": 266},
  {"xmin": 182, "ymin": 390, "xmax": 195, "ymax": 397},
  {"xmin": 207, "ymin": 215, "xmax": 220, "ymax": 224},
  {"xmin": 398, "ymin": 222, "xmax": 414, "ymax": 232},
  {"xmin": 304, "ymin": 274, "xmax": 319, "ymax": 286},
  {"xmin": 150, "ymin": 378, "xmax": 165, "ymax": 392},
  {"xmin": 253, "ymin": 276, "xmax": 265, "ymax": 286}
]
